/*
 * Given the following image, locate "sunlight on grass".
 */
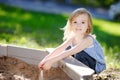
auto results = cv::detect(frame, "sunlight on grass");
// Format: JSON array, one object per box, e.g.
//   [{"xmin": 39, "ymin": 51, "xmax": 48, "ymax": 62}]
[
  {"xmin": 105, "ymin": 54, "xmax": 120, "ymax": 69},
  {"xmin": 93, "ymin": 18, "xmax": 120, "ymax": 36},
  {"xmin": 0, "ymin": 21, "xmax": 14, "ymax": 30},
  {"xmin": 21, "ymin": 13, "xmax": 32, "ymax": 20},
  {"xmin": 0, "ymin": 35, "xmax": 43, "ymax": 50},
  {"xmin": 103, "ymin": 43, "xmax": 120, "ymax": 68},
  {"xmin": 0, "ymin": 9, "xmax": 7, "ymax": 16},
  {"xmin": 14, "ymin": 23, "xmax": 22, "ymax": 34},
  {"xmin": 0, "ymin": 21, "xmax": 6, "ymax": 26},
  {"xmin": 11, "ymin": 12, "xmax": 18, "ymax": 18}
]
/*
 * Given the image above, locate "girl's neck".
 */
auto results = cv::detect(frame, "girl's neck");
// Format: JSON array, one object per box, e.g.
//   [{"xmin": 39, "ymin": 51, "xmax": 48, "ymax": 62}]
[
  {"xmin": 72, "ymin": 34, "xmax": 87, "ymax": 46},
  {"xmin": 75, "ymin": 34, "xmax": 86, "ymax": 41}
]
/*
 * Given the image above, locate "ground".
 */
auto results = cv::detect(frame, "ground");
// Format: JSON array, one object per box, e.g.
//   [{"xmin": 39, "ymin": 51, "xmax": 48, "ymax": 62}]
[
  {"xmin": 93, "ymin": 68, "xmax": 120, "ymax": 80},
  {"xmin": 0, "ymin": 56, "xmax": 120, "ymax": 80}
]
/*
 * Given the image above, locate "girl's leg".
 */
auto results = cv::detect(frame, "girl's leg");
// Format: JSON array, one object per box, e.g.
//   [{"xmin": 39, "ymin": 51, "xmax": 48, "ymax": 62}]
[{"xmin": 74, "ymin": 51, "xmax": 96, "ymax": 71}]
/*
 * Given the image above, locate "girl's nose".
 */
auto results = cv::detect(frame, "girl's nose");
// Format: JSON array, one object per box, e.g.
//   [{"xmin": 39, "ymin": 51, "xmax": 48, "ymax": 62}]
[{"xmin": 76, "ymin": 23, "xmax": 81, "ymax": 27}]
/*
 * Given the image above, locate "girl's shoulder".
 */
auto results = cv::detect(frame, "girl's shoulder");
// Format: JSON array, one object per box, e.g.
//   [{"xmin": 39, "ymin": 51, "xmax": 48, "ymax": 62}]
[
  {"xmin": 83, "ymin": 34, "xmax": 95, "ymax": 42},
  {"xmin": 86, "ymin": 34, "xmax": 98, "ymax": 44},
  {"xmin": 87, "ymin": 34, "xmax": 96, "ymax": 40}
]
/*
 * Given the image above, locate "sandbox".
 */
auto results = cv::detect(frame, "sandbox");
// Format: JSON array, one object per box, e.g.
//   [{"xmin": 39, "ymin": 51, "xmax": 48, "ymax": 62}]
[
  {"xmin": 0, "ymin": 56, "xmax": 71, "ymax": 80},
  {"xmin": 0, "ymin": 45, "xmax": 94, "ymax": 80}
]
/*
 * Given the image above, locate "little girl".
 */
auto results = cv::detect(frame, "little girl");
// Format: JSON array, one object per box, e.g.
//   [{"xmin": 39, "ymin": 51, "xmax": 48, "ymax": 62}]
[{"xmin": 38, "ymin": 8, "xmax": 106, "ymax": 74}]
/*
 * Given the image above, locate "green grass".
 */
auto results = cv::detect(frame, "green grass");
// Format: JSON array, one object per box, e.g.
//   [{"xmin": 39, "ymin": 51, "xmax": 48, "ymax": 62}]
[
  {"xmin": 0, "ymin": 3, "xmax": 68, "ymax": 48},
  {"xmin": 0, "ymin": 3, "xmax": 120, "ymax": 68}
]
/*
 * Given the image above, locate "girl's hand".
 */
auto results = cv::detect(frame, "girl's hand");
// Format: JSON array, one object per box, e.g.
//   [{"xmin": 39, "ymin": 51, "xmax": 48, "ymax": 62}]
[
  {"xmin": 38, "ymin": 59, "xmax": 46, "ymax": 70},
  {"xmin": 42, "ymin": 59, "xmax": 54, "ymax": 71}
]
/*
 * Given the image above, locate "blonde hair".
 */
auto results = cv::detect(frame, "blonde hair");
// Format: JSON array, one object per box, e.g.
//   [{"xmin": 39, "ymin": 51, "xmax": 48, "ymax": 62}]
[{"xmin": 63, "ymin": 8, "xmax": 93, "ymax": 41}]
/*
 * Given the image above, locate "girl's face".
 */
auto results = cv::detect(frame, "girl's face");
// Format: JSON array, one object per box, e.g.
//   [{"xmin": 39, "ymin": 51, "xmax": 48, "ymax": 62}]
[{"xmin": 71, "ymin": 14, "xmax": 89, "ymax": 35}]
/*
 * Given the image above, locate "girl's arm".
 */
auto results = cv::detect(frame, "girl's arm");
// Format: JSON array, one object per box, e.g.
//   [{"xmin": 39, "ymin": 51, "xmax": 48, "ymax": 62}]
[
  {"xmin": 38, "ymin": 38, "xmax": 73, "ymax": 70},
  {"xmin": 50, "ymin": 36, "xmax": 93, "ymax": 63},
  {"xmin": 43, "ymin": 38, "xmax": 73, "ymax": 60}
]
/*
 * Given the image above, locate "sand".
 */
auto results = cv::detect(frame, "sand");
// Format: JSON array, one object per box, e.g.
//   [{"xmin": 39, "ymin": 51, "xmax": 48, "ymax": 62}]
[{"xmin": 0, "ymin": 56, "xmax": 71, "ymax": 80}]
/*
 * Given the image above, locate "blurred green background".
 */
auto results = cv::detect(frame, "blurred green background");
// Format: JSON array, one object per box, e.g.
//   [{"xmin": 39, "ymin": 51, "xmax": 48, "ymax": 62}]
[{"xmin": 0, "ymin": 2, "xmax": 120, "ymax": 69}]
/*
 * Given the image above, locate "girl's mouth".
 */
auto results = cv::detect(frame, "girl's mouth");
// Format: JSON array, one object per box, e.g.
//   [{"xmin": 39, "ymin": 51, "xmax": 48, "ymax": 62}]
[{"xmin": 76, "ymin": 29, "xmax": 82, "ymax": 31}]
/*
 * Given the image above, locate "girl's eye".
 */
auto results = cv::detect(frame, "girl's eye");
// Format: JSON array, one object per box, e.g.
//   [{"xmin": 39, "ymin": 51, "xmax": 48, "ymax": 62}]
[
  {"xmin": 73, "ymin": 21, "xmax": 77, "ymax": 23},
  {"xmin": 82, "ymin": 22, "xmax": 85, "ymax": 24}
]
